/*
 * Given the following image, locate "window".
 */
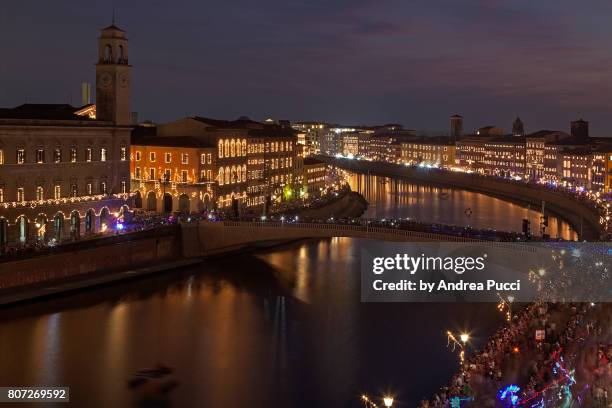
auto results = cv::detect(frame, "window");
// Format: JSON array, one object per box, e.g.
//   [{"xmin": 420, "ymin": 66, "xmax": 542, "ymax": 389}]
[
  {"xmin": 135, "ymin": 151, "xmax": 142, "ymax": 161},
  {"xmin": 121, "ymin": 180, "xmax": 127, "ymax": 193},
  {"xmin": 86, "ymin": 147, "xmax": 92, "ymax": 162},
  {"xmin": 200, "ymin": 154, "xmax": 206, "ymax": 164},
  {"xmin": 207, "ymin": 153, "xmax": 211, "ymax": 164},
  {"xmin": 100, "ymin": 148, "xmax": 107, "ymax": 162},
  {"xmin": 54, "ymin": 148, "xmax": 61, "ymax": 163},
  {"xmin": 135, "ymin": 167, "xmax": 141, "ymax": 179},
  {"xmin": 0, "ymin": 149, "xmax": 3, "ymax": 164},
  {"xmin": 0, "ymin": 188, "xmax": 3, "ymax": 202},
  {"xmin": 36, "ymin": 149, "xmax": 44, "ymax": 164},
  {"xmin": 207, "ymin": 170, "xmax": 212, "ymax": 180},
  {"xmin": 71, "ymin": 184, "xmax": 78, "ymax": 198},
  {"xmin": 120, "ymin": 147, "xmax": 127, "ymax": 161},
  {"xmin": 165, "ymin": 152, "xmax": 172, "ymax": 163},
  {"xmin": 104, "ymin": 44, "xmax": 113, "ymax": 62},
  {"xmin": 181, "ymin": 170, "xmax": 188, "ymax": 183},
  {"xmin": 218, "ymin": 141, "xmax": 224, "ymax": 158},
  {"xmin": 86, "ymin": 182, "xmax": 92, "ymax": 195},
  {"xmin": 54, "ymin": 185, "xmax": 61, "ymax": 199},
  {"xmin": 17, "ymin": 187, "xmax": 25, "ymax": 202},
  {"xmin": 70, "ymin": 148, "xmax": 77, "ymax": 163},
  {"xmin": 100, "ymin": 182, "xmax": 107, "ymax": 194},
  {"xmin": 181, "ymin": 153, "xmax": 188, "ymax": 164},
  {"xmin": 164, "ymin": 169, "xmax": 171, "ymax": 181},
  {"xmin": 150, "ymin": 152, "xmax": 156, "ymax": 162},
  {"xmin": 149, "ymin": 167, "xmax": 156, "ymax": 180},
  {"xmin": 219, "ymin": 167, "xmax": 224, "ymax": 185},
  {"xmin": 17, "ymin": 149, "xmax": 25, "ymax": 164},
  {"xmin": 36, "ymin": 186, "xmax": 44, "ymax": 201}
]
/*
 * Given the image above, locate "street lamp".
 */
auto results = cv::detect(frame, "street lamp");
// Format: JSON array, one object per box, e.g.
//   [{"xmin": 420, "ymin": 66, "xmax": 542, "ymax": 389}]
[
  {"xmin": 383, "ymin": 396, "xmax": 394, "ymax": 407},
  {"xmin": 459, "ymin": 333, "xmax": 470, "ymax": 345}
]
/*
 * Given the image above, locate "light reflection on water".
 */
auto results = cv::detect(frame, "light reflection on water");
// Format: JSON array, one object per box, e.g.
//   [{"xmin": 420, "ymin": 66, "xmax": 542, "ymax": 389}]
[
  {"xmin": 0, "ymin": 173, "xmax": 581, "ymax": 407},
  {"xmin": 348, "ymin": 172, "xmax": 578, "ymax": 240}
]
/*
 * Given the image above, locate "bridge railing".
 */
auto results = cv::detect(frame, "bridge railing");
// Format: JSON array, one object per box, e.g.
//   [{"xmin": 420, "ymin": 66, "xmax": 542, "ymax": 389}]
[{"xmin": 218, "ymin": 220, "xmax": 478, "ymax": 242}]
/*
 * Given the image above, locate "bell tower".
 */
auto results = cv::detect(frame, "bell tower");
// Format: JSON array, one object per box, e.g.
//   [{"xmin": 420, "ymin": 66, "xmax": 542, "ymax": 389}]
[{"xmin": 95, "ymin": 24, "xmax": 131, "ymax": 125}]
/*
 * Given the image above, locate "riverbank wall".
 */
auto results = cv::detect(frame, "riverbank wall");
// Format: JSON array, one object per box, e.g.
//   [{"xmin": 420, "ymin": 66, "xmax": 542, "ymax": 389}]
[
  {"xmin": 0, "ymin": 191, "xmax": 369, "ymax": 303},
  {"xmin": 0, "ymin": 226, "xmax": 182, "ymax": 292},
  {"xmin": 320, "ymin": 156, "xmax": 603, "ymax": 241}
]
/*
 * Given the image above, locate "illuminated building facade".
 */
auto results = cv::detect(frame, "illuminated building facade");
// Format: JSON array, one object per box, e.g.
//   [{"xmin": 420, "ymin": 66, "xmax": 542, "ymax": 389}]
[
  {"xmin": 368, "ymin": 136, "xmax": 398, "ymax": 162},
  {"xmin": 559, "ymin": 150, "xmax": 591, "ymax": 188},
  {"xmin": 341, "ymin": 132, "xmax": 360, "ymax": 157},
  {"xmin": 134, "ymin": 116, "xmax": 296, "ymax": 213},
  {"xmin": 456, "ymin": 136, "xmax": 486, "ymax": 172},
  {"xmin": 302, "ymin": 157, "xmax": 326, "ymax": 196},
  {"xmin": 480, "ymin": 137, "xmax": 525, "ymax": 178},
  {"xmin": 0, "ymin": 24, "xmax": 132, "ymax": 246},
  {"xmin": 401, "ymin": 137, "xmax": 456, "ymax": 167},
  {"xmin": 130, "ymin": 137, "xmax": 216, "ymax": 213},
  {"xmin": 247, "ymin": 126, "xmax": 296, "ymax": 208},
  {"xmin": 525, "ymin": 136, "xmax": 545, "ymax": 180},
  {"xmin": 292, "ymin": 122, "xmax": 326, "ymax": 155}
]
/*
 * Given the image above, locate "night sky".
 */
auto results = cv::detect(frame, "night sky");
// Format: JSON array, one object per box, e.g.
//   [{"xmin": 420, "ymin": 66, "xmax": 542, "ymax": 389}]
[{"xmin": 2, "ymin": 0, "xmax": 612, "ymax": 136}]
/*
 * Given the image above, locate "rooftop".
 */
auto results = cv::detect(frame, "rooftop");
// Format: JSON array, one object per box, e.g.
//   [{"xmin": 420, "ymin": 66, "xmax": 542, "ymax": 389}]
[
  {"xmin": 193, "ymin": 116, "xmax": 264, "ymax": 130},
  {"xmin": 132, "ymin": 136, "xmax": 214, "ymax": 148},
  {"xmin": 0, "ymin": 103, "xmax": 95, "ymax": 121}
]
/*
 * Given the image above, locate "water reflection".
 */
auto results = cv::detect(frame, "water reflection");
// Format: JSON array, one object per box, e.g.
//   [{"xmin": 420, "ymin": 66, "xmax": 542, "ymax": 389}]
[
  {"xmin": 0, "ymin": 240, "xmax": 508, "ymax": 408},
  {"xmin": 348, "ymin": 172, "xmax": 578, "ymax": 240},
  {"xmin": 0, "ymin": 173, "xmax": 582, "ymax": 407}
]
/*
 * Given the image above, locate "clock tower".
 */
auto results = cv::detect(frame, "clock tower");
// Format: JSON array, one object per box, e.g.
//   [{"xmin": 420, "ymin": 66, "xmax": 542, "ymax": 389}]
[{"xmin": 95, "ymin": 24, "xmax": 131, "ymax": 125}]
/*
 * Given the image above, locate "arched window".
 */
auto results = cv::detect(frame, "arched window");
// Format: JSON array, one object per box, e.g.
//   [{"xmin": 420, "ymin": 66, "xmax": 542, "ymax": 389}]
[
  {"xmin": 241, "ymin": 165, "xmax": 247, "ymax": 182},
  {"xmin": 224, "ymin": 166, "xmax": 230, "ymax": 185},
  {"xmin": 54, "ymin": 213, "xmax": 64, "ymax": 241},
  {"xmin": 118, "ymin": 45, "xmax": 124, "ymax": 62},
  {"xmin": 230, "ymin": 139, "xmax": 236, "ymax": 157},
  {"xmin": 85, "ymin": 209, "xmax": 95, "ymax": 233},
  {"xmin": 241, "ymin": 140, "xmax": 247, "ymax": 156},
  {"xmin": 218, "ymin": 167, "xmax": 224, "ymax": 185},
  {"xmin": 230, "ymin": 166, "xmax": 236, "ymax": 183},
  {"xmin": 36, "ymin": 186, "xmax": 44, "ymax": 201},
  {"xmin": 104, "ymin": 44, "xmax": 113, "ymax": 63},
  {"xmin": 218, "ymin": 140, "xmax": 224, "ymax": 158},
  {"xmin": 224, "ymin": 140, "xmax": 230, "ymax": 158}
]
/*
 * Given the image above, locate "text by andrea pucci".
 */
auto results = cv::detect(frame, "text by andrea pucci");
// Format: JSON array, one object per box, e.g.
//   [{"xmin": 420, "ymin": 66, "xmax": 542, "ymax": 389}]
[
  {"xmin": 360, "ymin": 242, "xmax": 612, "ymax": 303},
  {"xmin": 371, "ymin": 253, "xmax": 521, "ymax": 293}
]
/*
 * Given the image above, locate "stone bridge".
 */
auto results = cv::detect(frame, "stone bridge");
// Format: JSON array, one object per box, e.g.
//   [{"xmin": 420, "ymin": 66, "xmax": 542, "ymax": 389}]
[{"xmin": 181, "ymin": 220, "xmax": 479, "ymax": 257}]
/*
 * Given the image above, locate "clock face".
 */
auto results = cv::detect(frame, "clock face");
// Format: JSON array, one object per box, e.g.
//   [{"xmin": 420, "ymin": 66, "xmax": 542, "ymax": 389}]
[
  {"xmin": 119, "ymin": 73, "xmax": 129, "ymax": 88},
  {"xmin": 99, "ymin": 73, "xmax": 112, "ymax": 88}
]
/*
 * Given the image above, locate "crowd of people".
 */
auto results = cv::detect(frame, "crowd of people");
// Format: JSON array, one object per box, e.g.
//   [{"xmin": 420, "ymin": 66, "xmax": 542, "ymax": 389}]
[{"xmin": 419, "ymin": 302, "xmax": 612, "ymax": 407}]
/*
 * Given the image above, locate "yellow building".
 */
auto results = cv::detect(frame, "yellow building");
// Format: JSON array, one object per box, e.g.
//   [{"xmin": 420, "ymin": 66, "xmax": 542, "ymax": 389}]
[{"xmin": 400, "ymin": 137, "xmax": 456, "ymax": 167}]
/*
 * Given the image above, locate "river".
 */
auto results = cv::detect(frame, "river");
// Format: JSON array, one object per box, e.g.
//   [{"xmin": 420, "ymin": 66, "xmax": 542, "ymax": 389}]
[
  {"xmin": 0, "ymin": 175, "xmax": 577, "ymax": 407},
  {"xmin": 348, "ymin": 172, "xmax": 577, "ymax": 240}
]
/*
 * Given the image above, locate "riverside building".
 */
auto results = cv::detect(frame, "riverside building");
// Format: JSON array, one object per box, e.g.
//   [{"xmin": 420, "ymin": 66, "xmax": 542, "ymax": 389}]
[
  {"xmin": 0, "ymin": 24, "xmax": 132, "ymax": 246},
  {"xmin": 130, "ymin": 117, "xmax": 297, "ymax": 214}
]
